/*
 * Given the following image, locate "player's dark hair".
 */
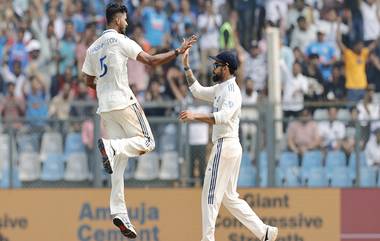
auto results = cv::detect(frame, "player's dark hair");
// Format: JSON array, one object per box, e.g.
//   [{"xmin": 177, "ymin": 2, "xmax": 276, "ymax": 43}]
[{"xmin": 105, "ymin": 3, "xmax": 128, "ymax": 24}]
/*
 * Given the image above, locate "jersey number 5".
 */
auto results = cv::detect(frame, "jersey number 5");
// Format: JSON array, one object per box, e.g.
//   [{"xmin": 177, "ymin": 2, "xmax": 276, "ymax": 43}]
[{"xmin": 99, "ymin": 56, "xmax": 108, "ymax": 77}]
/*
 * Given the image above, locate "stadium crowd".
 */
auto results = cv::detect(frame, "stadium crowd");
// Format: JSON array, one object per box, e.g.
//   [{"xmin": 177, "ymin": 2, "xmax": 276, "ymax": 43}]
[{"xmin": 1, "ymin": 0, "xmax": 380, "ymax": 187}]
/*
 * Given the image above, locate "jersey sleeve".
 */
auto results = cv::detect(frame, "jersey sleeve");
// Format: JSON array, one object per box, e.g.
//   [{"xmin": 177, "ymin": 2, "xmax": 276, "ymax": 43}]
[
  {"xmin": 82, "ymin": 50, "xmax": 96, "ymax": 76},
  {"xmin": 213, "ymin": 86, "xmax": 240, "ymax": 124},
  {"xmin": 189, "ymin": 81, "xmax": 216, "ymax": 103},
  {"xmin": 119, "ymin": 36, "xmax": 143, "ymax": 60}
]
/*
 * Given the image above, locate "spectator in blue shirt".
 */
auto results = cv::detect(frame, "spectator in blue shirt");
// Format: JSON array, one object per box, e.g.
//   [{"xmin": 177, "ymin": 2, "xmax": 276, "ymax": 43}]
[
  {"xmin": 25, "ymin": 75, "xmax": 48, "ymax": 129},
  {"xmin": 8, "ymin": 28, "xmax": 29, "ymax": 73},
  {"xmin": 305, "ymin": 28, "xmax": 336, "ymax": 82},
  {"xmin": 58, "ymin": 20, "xmax": 77, "ymax": 75},
  {"xmin": 142, "ymin": 0, "xmax": 170, "ymax": 48}
]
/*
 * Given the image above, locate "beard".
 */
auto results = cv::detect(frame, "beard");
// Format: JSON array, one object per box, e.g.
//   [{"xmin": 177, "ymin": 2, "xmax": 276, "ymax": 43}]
[
  {"xmin": 212, "ymin": 72, "xmax": 223, "ymax": 83},
  {"xmin": 119, "ymin": 25, "xmax": 127, "ymax": 35}
]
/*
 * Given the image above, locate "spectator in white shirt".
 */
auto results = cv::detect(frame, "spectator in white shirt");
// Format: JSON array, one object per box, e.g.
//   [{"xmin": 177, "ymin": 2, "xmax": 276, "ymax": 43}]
[
  {"xmin": 242, "ymin": 42, "xmax": 267, "ymax": 92},
  {"xmin": 365, "ymin": 127, "xmax": 380, "ymax": 167},
  {"xmin": 291, "ymin": 16, "xmax": 317, "ymax": 52},
  {"xmin": 197, "ymin": 0, "xmax": 222, "ymax": 82},
  {"xmin": 241, "ymin": 78, "xmax": 259, "ymax": 154},
  {"xmin": 360, "ymin": 0, "xmax": 380, "ymax": 44},
  {"xmin": 318, "ymin": 107, "xmax": 345, "ymax": 150},
  {"xmin": 356, "ymin": 85, "xmax": 380, "ymax": 143},
  {"xmin": 282, "ymin": 61, "xmax": 309, "ymax": 118}
]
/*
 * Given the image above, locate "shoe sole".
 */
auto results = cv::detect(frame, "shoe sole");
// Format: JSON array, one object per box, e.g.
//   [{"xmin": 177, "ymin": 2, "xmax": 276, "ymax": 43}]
[
  {"xmin": 97, "ymin": 139, "xmax": 113, "ymax": 174},
  {"xmin": 113, "ymin": 218, "xmax": 137, "ymax": 239}
]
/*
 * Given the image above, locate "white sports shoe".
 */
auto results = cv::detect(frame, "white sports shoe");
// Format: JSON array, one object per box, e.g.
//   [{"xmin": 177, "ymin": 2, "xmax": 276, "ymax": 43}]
[
  {"xmin": 262, "ymin": 226, "xmax": 278, "ymax": 241},
  {"xmin": 97, "ymin": 138, "xmax": 115, "ymax": 174},
  {"xmin": 113, "ymin": 214, "xmax": 137, "ymax": 239}
]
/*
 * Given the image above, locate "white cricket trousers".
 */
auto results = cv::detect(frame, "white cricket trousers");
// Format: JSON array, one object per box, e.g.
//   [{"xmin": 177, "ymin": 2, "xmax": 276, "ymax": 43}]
[
  {"xmin": 100, "ymin": 103, "xmax": 155, "ymax": 215},
  {"xmin": 202, "ymin": 138, "xmax": 266, "ymax": 241}
]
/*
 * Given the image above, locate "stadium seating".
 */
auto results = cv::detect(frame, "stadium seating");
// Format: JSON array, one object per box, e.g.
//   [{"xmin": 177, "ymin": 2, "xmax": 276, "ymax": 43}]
[
  {"xmin": 40, "ymin": 131, "xmax": 63, "ymax": 161},
  {"xmin": 241, "ymin": 151, "xmax": 253, "ymax": 168},
  {"xmin": 258, "ymin": 151, "xmax": 268, "ymax": 187},
  {"xmin": 40, "ymin": 153, "xmax": 65, "ymax": 181},
  {"xmin": 0, "ymin": 165, "xmax": 21, "ymax": 188},
  {"xmin": 278, "ymin": 151, "xmax": 298, "ymax": 169},
  {"xmin": 305, "ymin": 167, "xmax": 328, "ymax": 187},
  {"xmin": 159, "ymin": 151, "xmax": 179, "ymax": 180},
  {"xmin": 301, "ymin": 150, "xmax": 323, "ymax": 179},
  {"xmin": 16, "ymin": 133, "xmax": 40, "ymax": 153},
  {"xmin": 348, "ymin": 152, "xmax": 367, "ymax": 180},
  {"xmin": 64, "ymin": 152, "xmax": 90, "ymax": 181},
  {"xmin": 283, "ymin": 167, "xmax": 301, "ymax": 187},
  {"xmin": 18, "ymin": 151, "xmax": 40, "ymax": 181},
  {"xmin": 134, "ymin": 151, "xmax": 160, "ymax": 180},
  {"xmin": 159, "ymin": 124, "xmax": 177, "ymax": 152},
  {"xmin": 325, "ymin": 150, "xmax": 347, "ymax": 179},
  {"xmin": 359, "ymin": 167, "xmax": 377, "ymax": 187},
  {"xmin": 313, "ymin": 109, "xmax": 328, "ymax": 120},
  {"xmin": 337, "ymin": 109, "xmax": 351, "ymax": 120},
  {"xmin": 238, "ymin": 166, "xmax": 257, "ymax": 187},
  {"xmin": 64, "ymin": 132, "xmax": 85, "ymax": 157},
  {"xmin": 330, "ymin": 166, "xmax": 352, "ymax": 187}
]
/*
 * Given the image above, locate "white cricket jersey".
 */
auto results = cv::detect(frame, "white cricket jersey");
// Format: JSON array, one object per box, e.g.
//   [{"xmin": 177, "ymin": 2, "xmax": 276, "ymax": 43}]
[
  {"xmin": 189, "ymin": 77, "xmax": 241, "ymax": 143},
  {"xmin": 82, "ymin": 29, "xmax": 143, "ymax": 113}
]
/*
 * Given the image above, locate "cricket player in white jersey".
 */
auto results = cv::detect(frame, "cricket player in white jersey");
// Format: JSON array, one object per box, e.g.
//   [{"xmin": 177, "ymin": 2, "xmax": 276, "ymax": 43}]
[
  {"xmin": 179, "ymin": 49, "xmax": 278, "ymax": 241},
  {"xmin": 81, "ymin": 3, "xmax": 196, "ymax": 239}
]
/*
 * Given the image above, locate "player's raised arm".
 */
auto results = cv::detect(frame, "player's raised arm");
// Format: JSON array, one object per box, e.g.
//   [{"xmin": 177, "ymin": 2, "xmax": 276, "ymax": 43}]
[
  {"xmin": 182, "ymin": 49, "xmax": 216, "ymax": 103},
  {"xmin": 136, "ymin": 35, "xmax": 197, "ymax": 66}
]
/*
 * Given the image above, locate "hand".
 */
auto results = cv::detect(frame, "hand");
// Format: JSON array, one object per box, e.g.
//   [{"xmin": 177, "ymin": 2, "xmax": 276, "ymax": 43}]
[
  {"xmin": 182, "ymin": 49, "xmax": 190, "ymax": 68},
  {"xmin": 179, "ymin": 110, "xmax": 195, "ymax": 122},
  {"xmin": 178, "ymin": 35, "xmax": 198, "ymax": 54}
]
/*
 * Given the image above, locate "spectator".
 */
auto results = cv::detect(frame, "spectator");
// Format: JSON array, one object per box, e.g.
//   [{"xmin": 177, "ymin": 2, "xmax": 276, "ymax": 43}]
[
  {"xmin": 1, "ymin": 60, "xmax": 27, "ymax": 98},
  {"xmin": 170, "ymin": 0, "xmax": 197, "ymax": 39},
  {"xmin": 7, "ymin": 28, "xmax": 29, "ymax": 72},
  {"xmin": 287, "ymin": 0, "xmax": 314, "ymax": 32},
  {"xmin": 144, "ymin": 79, "xmax": 168, "ymax": 117},
  {"xmin": 0, "ymin": 82, "xmax": 25, "ymax": 129},
  {"xmin": 290, "ymin": 15, "xmax": 317, "ymax": 52},
  {"xmin": 48, "ymin": 82, "xmax": 73, "ymax": 121},
  {"xmin": 238, "ymin": 41, "xmax": 267, "ymax": 92},
  {"xmin": 356, "ymin": 85, "xmax": 380, "ymax": 143},
  {"xmin": 360, "ymin": 0, "xmax": 380, "ymax": 45},
  {"xmin": 241, "ymin": 78, "xmax": 259, "ymax": 154},
  {"xmin": 25, "ymin": 75, "xmax": 48, "ymax": 129},
  {"xmin": 287, "ymin": 108, "xmax": 321, "ymax": 155},
  {"xmin": 219, "ymin": 10, "xmax": 237, "ymax": 51},
  {"xmin": 176, "ymin": 23, "xmax": 200, "ymax": 75},
  {"xmin": 70, "ymin": 81, "xmax": 95, "ymax": 118},
  {"xmin": 324, "ymin": 64, "xmax": 346, "ymax": 101},
  {"xmin": 41, "ymin": 7, "xmax": 65, "ymax": 40},
  {"xmin": 303, "ymin": 53, "xmax": 324, "ymax": 84},
  {"xmin": 366, "ymin": 51, "xmax": 380, "ymax": 93},
  {"xmin": 127, "ymin": 24, "xmax": 151, "ymax": 93},
  {"xmin": 364, "ymin": 127, "xmax": 380, "ymax": 168},
  {"xmin": 336, "ymin": 18, "xmax": 380, "ymax": 102},
  {"xmin": 318, "ymin": 107, "xmax": 345, "ymax": 150},
  {"xmin": 26, "ymin": 39, "xmax": 51, "ymax": 92},
  {"xmin": 141, "ymin": 0, "xmax": 170, "ymax": 48},
  {"xmin": 197, "ymin": 0, "xmax": 222, "ymax": 81},
  {"xmin": 58, "ymin": 20, "xmax": 77, "ymax": 75},
  {"xmin": 317, "ymin": 8, "xmax": 349, "ymax": 50},
  {"xmin": 282, "ymin": 61, "xmax": 309, "ymax": 119},
  {"xmin": 305, "ymin": 26, "xmax": 336, "ymax": 82}
]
